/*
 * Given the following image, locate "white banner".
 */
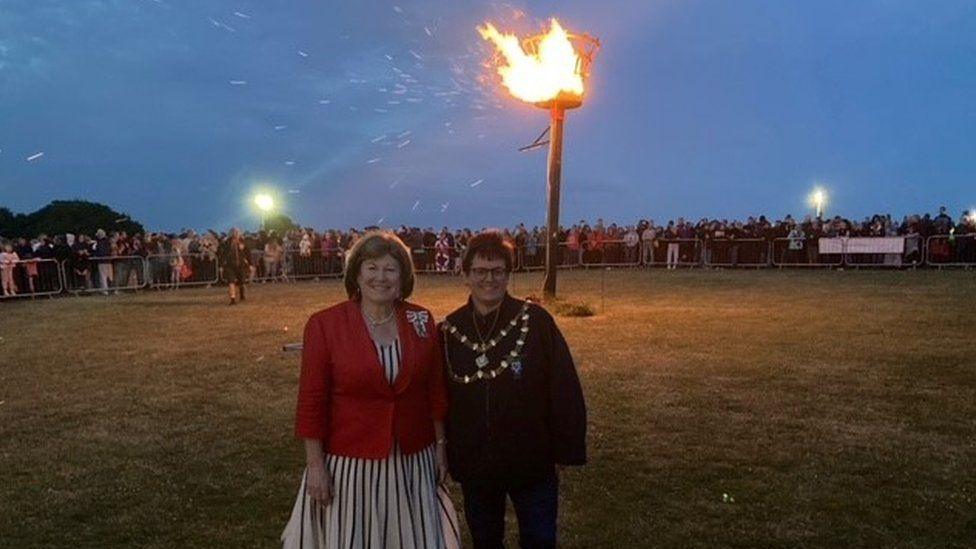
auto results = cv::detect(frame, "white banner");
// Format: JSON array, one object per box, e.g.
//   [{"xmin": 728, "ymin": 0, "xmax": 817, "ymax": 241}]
[{"xmin": 818, "ymin": 237, "xmax": 905, "ymax": 255}]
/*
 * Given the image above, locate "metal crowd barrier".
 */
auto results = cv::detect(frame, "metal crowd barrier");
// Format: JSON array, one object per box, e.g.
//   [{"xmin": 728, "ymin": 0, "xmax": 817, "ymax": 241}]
[
  {"xmin": 249, "ymin": 249, "xmax": 288, "ymax": 282},
  {"xmin": 647, "ymin": 238, "xmax": 701, "ymax": 268},
  {"xmin": 516, "ymin": 244, "xmax": 547, "ymax": 271},
  {"xmin": 770, "ymin": 238, "xmax": 842, "ymax": 268},
  {"xmin": 702, "ymin": 238, "xmax": 769, "ymax": 268},
  {"xmin": 61, "ymin": 255, "xmax": 148, "ymax": 293},
  {"xmin": 147, "ymin": 253, "xmax": 219, "ymax": 288},
  {"xmin": 277, "ymin": 250, "xmax": 344, "ymax": 280},
  {"xmin": 0, "ymin": 258, "xmax": 64, "ymax": 299},
  {"xmin": 580, "ymin": 239, "xmax": 641, "ymax": 268},
  {"xmin": 925, "ymin": 234, "xmax": 976, "ymax": 268},
  {"xmin": 841, "ymin": 235, "xmax": 925, "ymax": 268}
]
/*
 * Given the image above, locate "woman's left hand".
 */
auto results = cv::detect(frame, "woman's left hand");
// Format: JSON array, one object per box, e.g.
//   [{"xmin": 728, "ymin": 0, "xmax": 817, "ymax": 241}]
[{"xmin": 435, "ymin": 443, "xmax": 449, "ymax": 485}]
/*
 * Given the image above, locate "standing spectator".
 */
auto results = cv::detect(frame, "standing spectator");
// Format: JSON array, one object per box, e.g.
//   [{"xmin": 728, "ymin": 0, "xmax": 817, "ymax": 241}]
[
  {"xmin": 70, "ymin": 235, "xmax": 94, "ymax": 290},
  {"xmin": 0, "ymin": 241, "xmax": 19, "ymax": 296},
  {"xmin": 263, "ymin": 236, "xmax": 283, "ymax": 282},
  {"xmin": 93, "ymin": 229, "xmax": 114, "ymax": 292},
  {"xmin": 169, "ymin": 236, "xmax": 185, "ymax": 289},
  {"xmin": 435, "ymin": 229, "xmax": 452, "ymax": 272},
  {"xmin": 14, "ymin": 238, "xmax": 37, "ymax": 294},
  {"xmin": 525, "ymin": 227, "xmax": 540, "ymax": 268},
  {"xmin": 114, "ymin": 231, "xmax": 134, "ymax": 289},
  {"xmin": 34, "ymin": 235, "xmax": 59, "ymax": 292},
  {"xmin": 641, "ymin": 222, "xmax": 657, "ymax": 266},
  {"xmin": 220, "ymin": 228, "xmax": 251, "ymax": 305},
  {"xmin": 298, "ymin": 231, "xmax": 312, "ymax": 276},
  {"xmin": 565, "ymin": 225, "xmax": 580, "ymax": 266},
  {"xmin": 623, "ymin": 225, "xmax": 639, "ymax": 264},
  {"xmin": 665, "ymin": 221, "xmax": 680, "ymax": 269}
]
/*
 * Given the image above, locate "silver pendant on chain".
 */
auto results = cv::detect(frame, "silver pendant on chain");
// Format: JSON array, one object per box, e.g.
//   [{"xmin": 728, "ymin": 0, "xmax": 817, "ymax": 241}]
[{"xmin": 475, "ymin": 353, "xmax": 489, "ymax": 369}]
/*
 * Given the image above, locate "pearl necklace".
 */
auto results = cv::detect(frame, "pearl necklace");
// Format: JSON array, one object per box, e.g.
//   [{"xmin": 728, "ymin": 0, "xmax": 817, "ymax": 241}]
[{"xmin": 362, "ymin": 306, "xmax": 395, "ymax": 327}]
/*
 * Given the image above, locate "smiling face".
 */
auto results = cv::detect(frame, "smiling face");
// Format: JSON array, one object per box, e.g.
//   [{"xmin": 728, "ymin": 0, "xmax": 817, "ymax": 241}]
[
  {"xmin": 357, "ymin": 254, "xmax": 401, "ymax": 305},
  {"xmin": 464, "ymin": 254, "xmax": 509, "ymax": 310}
]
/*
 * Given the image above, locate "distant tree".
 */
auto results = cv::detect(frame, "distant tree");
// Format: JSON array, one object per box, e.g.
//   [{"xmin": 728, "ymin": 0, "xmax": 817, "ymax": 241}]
[
  {"xmin": 0, "ymin": 200, "xmax": 145, "ymax": 238},
  {"xmin": 0, "ymin": 207, "xmax": 19, "ymax": 237},
  {"xmin": 263, "ymin": 212, "xmax": 299, "ymax": 235}
]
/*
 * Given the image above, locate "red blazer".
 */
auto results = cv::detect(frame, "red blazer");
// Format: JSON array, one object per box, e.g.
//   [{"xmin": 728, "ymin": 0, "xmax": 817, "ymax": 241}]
[{"xmin": 295, "ymin": 299, "xmax": 448, "ymax": 459}]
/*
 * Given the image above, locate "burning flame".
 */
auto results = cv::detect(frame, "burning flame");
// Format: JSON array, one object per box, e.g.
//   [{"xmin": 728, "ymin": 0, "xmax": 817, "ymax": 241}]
[{"xmin": 478, "ymin": 18, "xmax": 584, "ymax": 104}]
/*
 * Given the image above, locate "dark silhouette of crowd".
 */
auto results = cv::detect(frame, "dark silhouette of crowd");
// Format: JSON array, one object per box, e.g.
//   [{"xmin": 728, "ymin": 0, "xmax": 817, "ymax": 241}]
[{"xmin": 1, "ymin": 206, "xmax": 974, "ymax": 299}]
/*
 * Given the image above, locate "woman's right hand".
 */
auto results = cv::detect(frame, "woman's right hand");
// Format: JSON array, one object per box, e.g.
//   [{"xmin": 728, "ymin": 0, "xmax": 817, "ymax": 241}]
[{"xmin": 306, "ymin": 462, "xmax": 334, "ymax": 508}]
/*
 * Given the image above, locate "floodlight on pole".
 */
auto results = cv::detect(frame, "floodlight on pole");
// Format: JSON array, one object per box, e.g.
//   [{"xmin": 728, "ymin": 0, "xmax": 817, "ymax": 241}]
[
  {"xmin": 809, "ymin": 187, "xmax": 827, "ymax": 220},
  {"xmin": 254, "ymin": 193, "xmax": 275, "ymax": 230}
]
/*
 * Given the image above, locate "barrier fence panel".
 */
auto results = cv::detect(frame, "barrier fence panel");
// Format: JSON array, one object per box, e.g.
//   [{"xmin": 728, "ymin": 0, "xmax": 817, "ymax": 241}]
[
  {"xmin": 517, "ymin": 244, "xmax": 547, "ymax": 271},
  {"xmin": 61, "ymin": 255, "xmax": 149, "ymax": 293},
  {"xmin": 841, "ymin": 235, "xmax": 924, "ymax": 268},
  {"xmin": 556, "ymin": 243, "xmax": 583, "ymax": 268},
  {"xmin": 925, "ymin": 234, "xmax": 973, "ymax": 267},
  {"xmin": 770, "ymin": 238, "xmax": 842, "ymax": 268},
  {"xmin": 280, "ymin": 250, "xmax": 344, "ymax": 280},
  {"xmin": 250, "ymin": 250, "xmax": 288, "ymax": 282},
  {"xmin": 646, "ymin": 239, "xmax": 701, "ymax": 268},
  {"xmin": 925, "ymin": 234, "xmax": 976, "ymax": 267},
  {"xmin": 703, "ymin": 239, "xmax": 770, "ymax": 268},
  {"xmin": 0, "ymin": 258, "xmax": 64, "ymax": 299},
  {"xmin": 146, "ymin": 253, "xmax": 219, "ymax": 288},
  {"xmin": 581, "ymin": 239, "xmax": 641, "ymax": 267}
]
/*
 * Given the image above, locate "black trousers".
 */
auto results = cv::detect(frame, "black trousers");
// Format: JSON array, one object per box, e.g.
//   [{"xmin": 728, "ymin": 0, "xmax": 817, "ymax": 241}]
[{"xmin": 461, "ymin": 472, "xmax": 559, "ymax": 549}]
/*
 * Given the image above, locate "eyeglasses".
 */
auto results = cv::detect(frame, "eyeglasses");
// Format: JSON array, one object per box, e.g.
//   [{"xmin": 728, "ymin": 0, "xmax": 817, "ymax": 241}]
[{"xmin": 470, "ymin": 267, "xmax": 509, "ymax": 280}]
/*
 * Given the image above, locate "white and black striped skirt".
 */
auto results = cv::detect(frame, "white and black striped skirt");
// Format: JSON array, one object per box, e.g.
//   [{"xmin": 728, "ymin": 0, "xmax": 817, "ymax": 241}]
[{"xmin": 281, "ymin": 444, "xmax": 460, "ymax": 549}]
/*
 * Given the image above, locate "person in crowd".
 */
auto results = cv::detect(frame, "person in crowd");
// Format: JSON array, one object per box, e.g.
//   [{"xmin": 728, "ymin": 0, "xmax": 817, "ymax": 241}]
[
  {"xmin": 440, "ymin": 231, "xmax": 586, "ymax": 549},
  {"xmin": 641, "ymin": 221, "xmax": 657, "ymax": 266},
  {"xmin": 565, "ymin": 225, "xmax": 580, "ymax": 266},
  {"xmin": 283, "ymin": 230, "xmax": 459, "ymax": 549},
  {"xmin": 93, "ymin": 229, "xmax": 114, "ymax": 292},
  {"xmin": 14, "ymin": 237, "xmax": 38, "ymax": 294},
  {"xmin": 263, "ymin": 235, "xmax": 283, "ymax": 282},
  {"xmin": 69, "ymin": 234, "xmax": 94, "ymax": 291},
  {"xmin": 435, "ymin": 228, "xmax": 453, "ymax": 272},
  {"xmin": 0, "ymin": 241, "xmax": 20, "ymax": 297},
  {"xmin": 665, "ymin": 221, "xmax": 680, "ymax": 269},
  {"xmin": 34, "ymin": 235, "xmax": 58, "ymax": 292},
  {"xmin": 623, "ymin": 225, "xmax": 639, "ymax": 264},
  {"xmin": 220, "ymin": 228, "xmax": 251, "ymax": 305},
  {"xmin": 525, "ymin": 226, "xmax": 540, "ymax": 269},
  {"xmin": 169, "ymin": 235, "xmax": 185, "ymax": 289}
]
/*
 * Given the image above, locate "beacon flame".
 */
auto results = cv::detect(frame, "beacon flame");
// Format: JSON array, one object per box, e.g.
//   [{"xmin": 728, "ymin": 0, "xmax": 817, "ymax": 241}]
[{"xmin": 478, "ymin": 18, "xmax": 585, "ymax": 104}]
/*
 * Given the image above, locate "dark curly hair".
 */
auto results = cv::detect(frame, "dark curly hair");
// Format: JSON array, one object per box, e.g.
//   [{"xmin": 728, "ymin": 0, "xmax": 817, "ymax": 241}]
[{"xmin": 461, "ymin": 230, "xmax": 514, "ymax": 274}]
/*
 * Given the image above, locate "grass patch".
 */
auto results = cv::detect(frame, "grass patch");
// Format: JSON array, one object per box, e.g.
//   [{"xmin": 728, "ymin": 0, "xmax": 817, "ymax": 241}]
[{"xmin": 2, "ymin": 270, "xmax": 976, "ymax": 548}]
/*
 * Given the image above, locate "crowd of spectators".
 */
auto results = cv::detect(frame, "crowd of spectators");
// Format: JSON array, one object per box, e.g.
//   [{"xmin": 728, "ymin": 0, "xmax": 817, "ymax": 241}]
[{"xmin": 1, "ymin": 206, "xmax": 974, "ymax": 298}]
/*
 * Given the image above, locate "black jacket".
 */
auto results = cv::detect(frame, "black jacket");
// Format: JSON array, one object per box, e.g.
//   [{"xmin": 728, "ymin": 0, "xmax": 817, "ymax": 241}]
[{"xmin": 441, "ymin": 294, "xmax": 587, "ymax": 488}]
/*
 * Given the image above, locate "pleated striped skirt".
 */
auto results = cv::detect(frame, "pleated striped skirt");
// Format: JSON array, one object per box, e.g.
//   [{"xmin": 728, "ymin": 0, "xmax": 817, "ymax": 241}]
[{"xmin": 281, "ymin": 444, "xmax": 461, "ymax": 549}]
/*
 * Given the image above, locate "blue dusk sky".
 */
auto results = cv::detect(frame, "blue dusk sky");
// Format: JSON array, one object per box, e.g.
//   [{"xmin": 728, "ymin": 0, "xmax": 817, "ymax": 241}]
[{"xmin": 1, "ymin": 0, "xmax": 974, "ymax": 231}]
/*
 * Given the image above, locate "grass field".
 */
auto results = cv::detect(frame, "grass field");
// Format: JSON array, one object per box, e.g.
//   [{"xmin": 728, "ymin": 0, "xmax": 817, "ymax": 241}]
[{"xmin": 2, "ymin": 269, "xmax": 976, "ymax": 548}]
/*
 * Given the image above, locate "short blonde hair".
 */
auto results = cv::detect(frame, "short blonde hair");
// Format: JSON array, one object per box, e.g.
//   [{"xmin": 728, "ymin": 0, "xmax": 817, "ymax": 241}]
[{"xmin": 343, "ymin": 230, "xmax": 415, "ymax": 299}]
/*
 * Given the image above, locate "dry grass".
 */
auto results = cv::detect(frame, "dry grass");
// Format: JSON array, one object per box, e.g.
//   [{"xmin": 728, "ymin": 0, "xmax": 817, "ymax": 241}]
[{"xmin": 2, "ymin": 269, "xmax": 975, "ymax": 548}]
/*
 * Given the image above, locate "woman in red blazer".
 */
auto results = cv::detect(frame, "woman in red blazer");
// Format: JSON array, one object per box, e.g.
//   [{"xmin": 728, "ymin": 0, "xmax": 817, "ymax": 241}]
[{"xmin": 282, "ymin": 231, "xmax": 459, "ymax": 549}]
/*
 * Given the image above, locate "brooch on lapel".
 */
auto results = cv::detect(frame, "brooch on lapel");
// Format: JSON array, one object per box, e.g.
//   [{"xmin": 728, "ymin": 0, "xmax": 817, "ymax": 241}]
[
  {"xmin": 405, "ymin": 310, "xmax": 429, "ymax": 338},
  {"xmin": 510, "ymin": 358, "xmax": 524, "ymax": 380}
]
